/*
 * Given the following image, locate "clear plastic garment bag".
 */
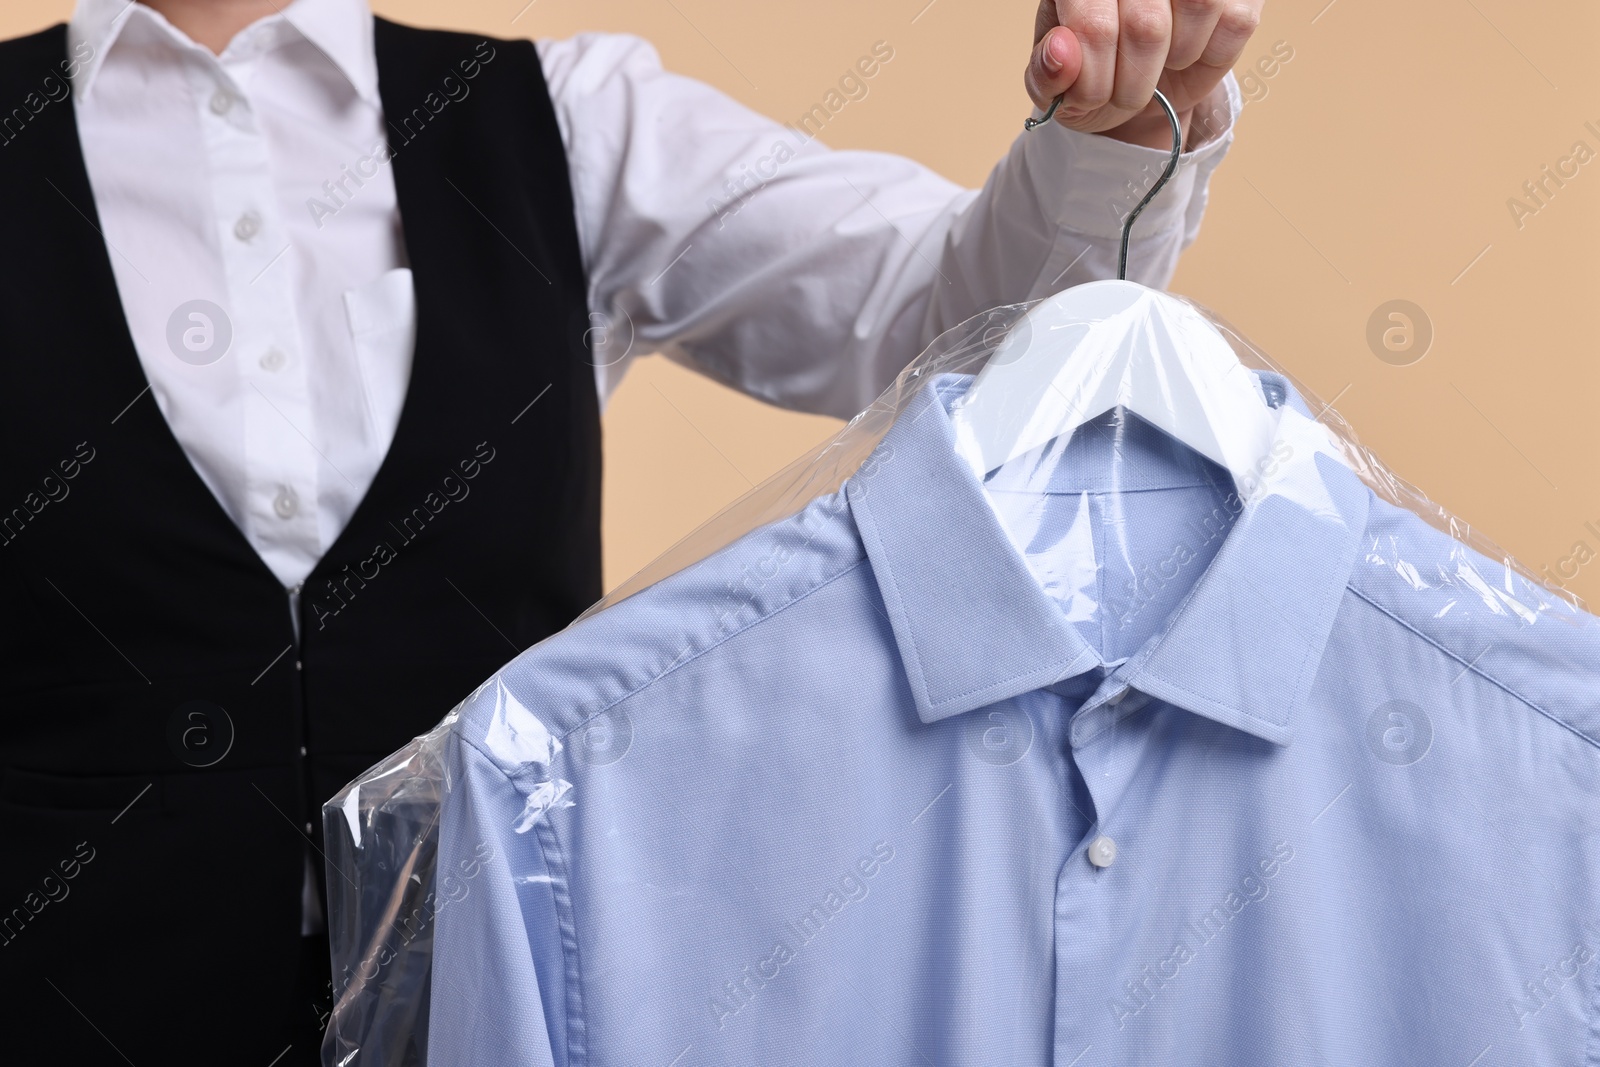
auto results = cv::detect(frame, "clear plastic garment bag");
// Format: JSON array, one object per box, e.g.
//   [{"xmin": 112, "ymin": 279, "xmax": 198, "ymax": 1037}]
[{"xmin": 322, "ymin": 95, "xmax": 1600, "ymax": 1067}]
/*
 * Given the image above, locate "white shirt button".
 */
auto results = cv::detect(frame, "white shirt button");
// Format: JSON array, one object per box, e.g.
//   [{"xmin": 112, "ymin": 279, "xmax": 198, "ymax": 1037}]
[
  {"xmin": 272, "ymin": 486, "xmax": 298, "ymax": 519},
  {"xmin": 208, "ymin": 88, "xmax": 235, "ymax": 116},
  {"xmin": 259, "ymin": 347, "xmax": 286, "ymax": 372},
  {"xmin": 1087, "ymin": 835, "xmax": 1118, "ymax": 868},
  {"xmin": 233, "ymin": 211, "xmax": 261, "ymax": 242}
]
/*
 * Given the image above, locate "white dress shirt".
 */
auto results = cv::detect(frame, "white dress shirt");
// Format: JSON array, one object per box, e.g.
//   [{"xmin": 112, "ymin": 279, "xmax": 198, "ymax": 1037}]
[{"xmin": 67, "ymin": 0, "xmax": 1238, "ymax": 594}]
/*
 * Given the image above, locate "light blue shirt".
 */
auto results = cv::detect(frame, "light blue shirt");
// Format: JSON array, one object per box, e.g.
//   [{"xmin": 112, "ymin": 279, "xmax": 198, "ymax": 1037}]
[{"xmin": 425, "ymin": 374, "xmax": 1600, "ymax": 1066}]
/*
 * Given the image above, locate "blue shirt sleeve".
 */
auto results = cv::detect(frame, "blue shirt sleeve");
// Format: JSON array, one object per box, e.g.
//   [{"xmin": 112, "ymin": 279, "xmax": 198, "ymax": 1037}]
[{"xmin": 430, "ymin": 733, "xmax": 563, "ymax": 1067}]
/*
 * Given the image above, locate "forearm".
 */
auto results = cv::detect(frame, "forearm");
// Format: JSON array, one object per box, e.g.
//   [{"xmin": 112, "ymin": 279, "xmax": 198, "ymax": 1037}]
[{"xmin": 546, "ymin": 34, "xmax": 1238, "ymax": 421}]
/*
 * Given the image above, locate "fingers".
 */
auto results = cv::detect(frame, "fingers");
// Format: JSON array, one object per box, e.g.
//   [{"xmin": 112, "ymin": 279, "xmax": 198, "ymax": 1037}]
[
  {"xmin": 1025, "ymin": 25, "xmax": 1084, "ymax": 112},
  {"xmin": 1025, "ymin": 0, "xmax": 1262, "ymax": 131},
  {"xmin": 1166, "ymin": 0, "xmax": 1225, "ymax": 71},
  {"xmin": 1107, "ymin": 0, "xmax": 1171, "ymax": 113},
  {"xmin": 1055, "ymin": 0, "xmax": 1122, "ymax": 120},
  {"xmin": 1197, "ymin": 1, "xmax": 1262, "ymax": 71}
]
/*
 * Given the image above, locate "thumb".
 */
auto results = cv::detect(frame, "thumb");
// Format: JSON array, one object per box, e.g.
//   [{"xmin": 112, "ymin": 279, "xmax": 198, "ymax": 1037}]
[{"xmin": 1025, "ymin": 26, "xmax": 1082, "ymax": 116}]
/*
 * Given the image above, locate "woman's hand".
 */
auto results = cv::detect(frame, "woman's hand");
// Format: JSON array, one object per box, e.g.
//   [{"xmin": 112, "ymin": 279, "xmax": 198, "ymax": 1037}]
[{"xmin": 1025, "ymin": 0, "xmax": 1264, "ymax": 149}]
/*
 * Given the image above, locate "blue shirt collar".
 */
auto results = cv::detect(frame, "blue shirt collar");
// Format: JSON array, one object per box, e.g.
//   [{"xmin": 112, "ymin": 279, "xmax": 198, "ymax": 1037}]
[{"xmin": 845, "ymin": 373, "xmax": 1371, "ymax": 746}]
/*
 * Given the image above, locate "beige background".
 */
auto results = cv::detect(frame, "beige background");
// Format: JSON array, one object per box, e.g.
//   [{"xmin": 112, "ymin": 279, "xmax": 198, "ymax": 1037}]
[{"xmin": 7, "ymin": 0, "xmax": 1598, "ymax": 605}]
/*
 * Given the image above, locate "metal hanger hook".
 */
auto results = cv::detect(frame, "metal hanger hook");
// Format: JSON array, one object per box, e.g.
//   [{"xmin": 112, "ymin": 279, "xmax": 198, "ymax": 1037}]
[{"xmin": 1024, "ymin": 88, "xmax": 1183, "ymax": 281}]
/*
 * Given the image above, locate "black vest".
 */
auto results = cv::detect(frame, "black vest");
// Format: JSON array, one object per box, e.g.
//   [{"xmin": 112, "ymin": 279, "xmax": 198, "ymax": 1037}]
[{"xmin": 0, "ymin": 19, "xmax": 599, "ymax": 1064}]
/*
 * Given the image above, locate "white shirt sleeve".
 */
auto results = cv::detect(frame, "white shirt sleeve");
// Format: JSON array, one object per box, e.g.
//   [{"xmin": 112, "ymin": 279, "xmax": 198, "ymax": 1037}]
[{"xmin": 537, "ymin": 33, "xmax": 1241, "ymax": 421}]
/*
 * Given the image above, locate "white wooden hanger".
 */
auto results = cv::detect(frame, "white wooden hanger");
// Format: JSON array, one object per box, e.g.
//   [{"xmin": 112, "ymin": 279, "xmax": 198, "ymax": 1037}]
[{"xmin": 950, "ymin": 90, "xmax": 1282, "ymax": 496}]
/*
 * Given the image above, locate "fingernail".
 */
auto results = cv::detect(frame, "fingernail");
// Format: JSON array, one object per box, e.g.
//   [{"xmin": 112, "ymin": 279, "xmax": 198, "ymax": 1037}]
[{"xmin": 1045, "ymin": 32, "xmax": 1068, "ymax": 72}]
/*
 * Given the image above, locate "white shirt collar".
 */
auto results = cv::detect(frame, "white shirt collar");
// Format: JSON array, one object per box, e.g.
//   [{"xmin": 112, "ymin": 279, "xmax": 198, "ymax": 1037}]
[{"xmin": 68, "ymin": 0, "xmax": 379, "ymax": 106}]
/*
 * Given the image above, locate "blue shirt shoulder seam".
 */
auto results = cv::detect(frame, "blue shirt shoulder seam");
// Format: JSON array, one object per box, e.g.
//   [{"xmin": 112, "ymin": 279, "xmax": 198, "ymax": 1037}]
[
  {"xmin": 558, "ymin": 556, "xmax": 871, "ymax": 744},
  {"xmin": 456, "ymin": 554, "xmax": 871, "ymax": 766},
  {"xmin": 1346, "ymin": 585, "xmax": 1600, "ymax": 752}
]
